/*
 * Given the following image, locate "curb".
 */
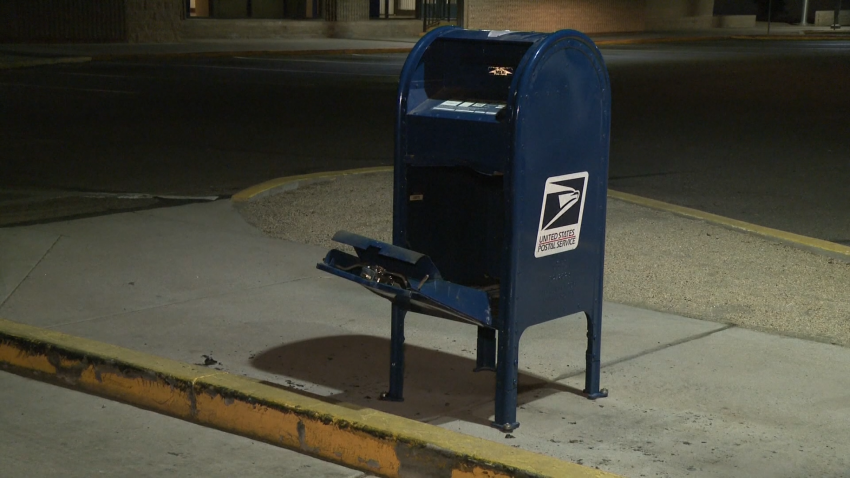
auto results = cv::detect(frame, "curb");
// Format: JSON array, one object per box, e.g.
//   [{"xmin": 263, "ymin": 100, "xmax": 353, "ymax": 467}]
[
  {"xmin": 90, "ymin": 48, "xmax": 413, "ymax": 62},
  {"xmin": 0, "ymin": 317, "xmax": 619, "ymax": 478},
  {"xmin": 608, "ymin": 189, "xmax": 850, "ymax": 261},
  {"xmin": 0, "ymin": 56, "xmax": 91, "ymax": 70},
  {"xmin": 231, "ymin": 166, "xmax": 392, "ymax": 203},
  {"xmin": 232, "ymin": 167, "xmax": 850, "ymax": 261}
]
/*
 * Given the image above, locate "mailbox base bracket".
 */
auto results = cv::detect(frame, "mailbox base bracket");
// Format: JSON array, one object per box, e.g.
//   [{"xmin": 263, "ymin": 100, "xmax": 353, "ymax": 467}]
[
  {"xmin": 492, "ymin": 421, "xmax": 520, "ymax": 433},
  {"xmin": 473, "ymin": 327, "xmax": 497, "ymax": 372},
  {"xmin": 378, "ymin": 393, "xmax": 404, "ymax": 402},
  {"xmin": 585, "ymin": 388, "xmax": 609, "ymax": 400}
]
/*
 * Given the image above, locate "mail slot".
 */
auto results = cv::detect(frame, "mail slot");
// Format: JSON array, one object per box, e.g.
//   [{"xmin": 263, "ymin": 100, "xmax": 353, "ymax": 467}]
[{"xmin": 318, "ymin": 27, "xmax": 611, "ymax": 431}]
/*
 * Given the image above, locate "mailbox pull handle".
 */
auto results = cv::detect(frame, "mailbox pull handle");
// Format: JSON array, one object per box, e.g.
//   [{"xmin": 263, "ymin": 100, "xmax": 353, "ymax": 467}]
[
  {"xmin": 495, "ymin": 106, "xmax": 510, "ymax": 123},
  {"xmin": 331, "ymin": 230, "xmax": 426, "ymax": 265}
]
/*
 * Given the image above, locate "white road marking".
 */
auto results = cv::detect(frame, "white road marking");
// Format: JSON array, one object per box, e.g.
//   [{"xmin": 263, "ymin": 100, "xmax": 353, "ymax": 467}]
[
  {"xmin": 233, "ymin": 56, "xmax": 370, "ymax": 64},
  {"xmin": 80, "ymin": 192, "xmax": 220, "ymax": 201},
  {"xmin": 0, "ymin": 82, "xmax": 137, "ymax": 94},
  {"xmin": 57, "ymin": 71, "xmax": 166, "ymax": 81},
  {"xmin": 169, "ymin": 63, "xmax": 397, "ymax": 77}
]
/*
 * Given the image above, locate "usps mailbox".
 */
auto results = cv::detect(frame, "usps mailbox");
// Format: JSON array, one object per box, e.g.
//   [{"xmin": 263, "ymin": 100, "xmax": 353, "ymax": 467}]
[{"xmin": 318, "ymin": 27, "xmax": 610, "ymax": 431}]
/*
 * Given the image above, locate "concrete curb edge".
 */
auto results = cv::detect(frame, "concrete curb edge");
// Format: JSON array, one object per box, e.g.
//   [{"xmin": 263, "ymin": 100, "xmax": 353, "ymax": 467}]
[
  {"xmin": 232, "ymin": 168, "xmax": 850, "ymax": 261},
  {"xmin": 608, "ymin": 189, "xmax": 850, "ymax": 261},
  {"xmin": 231, "ymin": 166, "xmax": 393, "ymax": 203},
  {"xmin": 0, "ymin": 317, "xmax": 619, "ymax": 478}
]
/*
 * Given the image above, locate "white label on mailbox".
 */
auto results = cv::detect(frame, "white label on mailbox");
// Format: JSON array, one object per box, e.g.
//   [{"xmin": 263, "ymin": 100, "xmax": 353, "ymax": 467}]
[{"xmin": 535, "ymin": 172, "xmax": 589, "ymax": 258}]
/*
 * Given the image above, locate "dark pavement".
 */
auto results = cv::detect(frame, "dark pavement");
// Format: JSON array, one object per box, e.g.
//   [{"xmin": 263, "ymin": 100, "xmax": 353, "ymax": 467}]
[
  {"xmin": 605, "ymin": 40, "xmax": 850, "ymax": 245},
  {"xmin": 1, "ymin": 39, "xmax": 848, "ymax": 243}
]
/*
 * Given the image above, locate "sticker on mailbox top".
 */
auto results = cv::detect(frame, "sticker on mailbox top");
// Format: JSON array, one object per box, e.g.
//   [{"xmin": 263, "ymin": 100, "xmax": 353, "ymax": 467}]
[{"xmin": 535, "ymin": 172, "xmax": 589, "ymax": 258}]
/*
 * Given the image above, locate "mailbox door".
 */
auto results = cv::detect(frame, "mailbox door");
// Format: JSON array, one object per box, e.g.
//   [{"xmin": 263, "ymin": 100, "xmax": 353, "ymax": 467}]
[
  {"xmin": 317, "ymin": 232, "xmax": 494, "ymax": 328},
  {"xmin": 507, "ymin": 31, "xmax": 611, "ymax": 330}
]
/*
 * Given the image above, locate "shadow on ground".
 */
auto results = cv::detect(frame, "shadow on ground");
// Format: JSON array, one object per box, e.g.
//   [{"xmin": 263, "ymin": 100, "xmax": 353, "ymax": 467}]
[{"xmin": 252, "ymin": 334, "xmax": 585, "ymax": 426}]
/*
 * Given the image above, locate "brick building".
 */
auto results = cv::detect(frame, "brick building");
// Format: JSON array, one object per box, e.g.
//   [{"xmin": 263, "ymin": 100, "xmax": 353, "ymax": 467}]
[
  {"xmin": 1, "ymin": 0, "xmax": 728, "ymax": 43},
  {"xmin": 465, "ymin": 0, "xmax": 716, "ymax": 33}
]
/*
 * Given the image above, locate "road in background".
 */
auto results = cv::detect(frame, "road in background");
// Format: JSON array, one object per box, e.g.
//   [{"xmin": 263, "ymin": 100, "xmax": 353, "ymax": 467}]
[
  {"xmin": 1, "ymin": 41, "xmax": 848, "ymax": 243},
  {"xmin": 604, "ymin": 41, "xmax": 850, "ymax": 245}
]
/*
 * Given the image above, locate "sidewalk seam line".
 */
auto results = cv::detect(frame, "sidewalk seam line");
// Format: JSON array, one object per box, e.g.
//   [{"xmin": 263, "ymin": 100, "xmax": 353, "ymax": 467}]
[
  {"xmin": 0, "ymin": 235, "xmax": 62, "ymax": 310},
  {"xmin": 553, "ymin": 324, "xmax": 735, "ymax": 382}
]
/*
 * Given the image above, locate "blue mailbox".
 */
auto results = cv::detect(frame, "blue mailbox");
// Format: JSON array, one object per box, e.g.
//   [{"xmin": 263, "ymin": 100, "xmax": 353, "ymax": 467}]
[{"xmin": 318, "ymin": 27, "xmax": 610, "ymax": 431}]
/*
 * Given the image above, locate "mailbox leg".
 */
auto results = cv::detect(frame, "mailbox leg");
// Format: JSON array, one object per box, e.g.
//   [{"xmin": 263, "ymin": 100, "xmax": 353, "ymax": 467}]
[
  {"xmin": 380, "ymin": 304, "xmax": 406, "ymax": 402},
  {"xmin": 584, "ymin": 310, "xmax": 608, "ymax": 399},
  {"xmin": 474, "ymin": 327, "xmax": 497, "ymax": 372},
  {"xmin": 493, "ymin": 329, "xmax": 520, "ymax": 431}
]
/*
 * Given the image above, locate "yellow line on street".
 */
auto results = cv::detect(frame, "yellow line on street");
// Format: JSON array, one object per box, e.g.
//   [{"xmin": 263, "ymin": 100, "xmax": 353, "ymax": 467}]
[
  {"xmin": 231, "ymin": 166, "xmax": 392, "ymax": 203},
  {"xmin": 608, "ymin": 189, "xmax": 850, "ymax": 259},
  {"xmin": 232, "ymin": 168, "xmax": 849, "ymax": 260}
]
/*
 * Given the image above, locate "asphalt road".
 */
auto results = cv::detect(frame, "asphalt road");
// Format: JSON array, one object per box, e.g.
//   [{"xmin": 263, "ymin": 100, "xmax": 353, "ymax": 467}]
[
  {"xmin": 604, "ymin": 40, "xmax": 850, "ymax": 245},
  {"xmin": 1, "ymin": 40, "xmax": 848, "ymax": 243}
]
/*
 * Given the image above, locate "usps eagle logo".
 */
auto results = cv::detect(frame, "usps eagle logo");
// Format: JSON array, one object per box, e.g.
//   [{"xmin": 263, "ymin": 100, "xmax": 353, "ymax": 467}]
[{"xmin": 535, "ymin": 172, "xmax": 589, "ymax": 258}]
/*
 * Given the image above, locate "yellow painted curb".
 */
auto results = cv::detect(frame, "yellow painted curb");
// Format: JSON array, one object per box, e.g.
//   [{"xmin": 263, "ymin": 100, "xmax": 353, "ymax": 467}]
[
  {"xmin": 91, "ymin": 48, "xmax": 413, "ymax": 62},
  {"xmin": 233, "ymin": 170, "xmax": 849, "ymax": 261},
  {"xmin": 608, "ymin": 189, "xmax": 850, "ymax": 260},
  {"xmin": 231, "ymin": 166, "xmax": 393, "ymax": 203},
  {"xmin": 0, "ymin": 317, "xmax": 620, "ymax": 478}
]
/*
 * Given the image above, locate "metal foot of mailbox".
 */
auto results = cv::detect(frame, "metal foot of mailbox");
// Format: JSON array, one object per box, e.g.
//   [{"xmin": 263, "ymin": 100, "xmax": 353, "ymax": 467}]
[
  {"xmin": 586, "ymin": 389, "xmax": 609, "ymax": 400},
  {"xmin": 583, "ymin": 310, "xmax": 608, "ymax": 400},
  {"xmin": 493, "ymin": 330, "xmax": 520, "ymax": 432},
  {"xmin": 380, "ymin": 305, "xmax": 406, "ymax": 402},
  {"xmin": 474, "ymin": 327, "xmax": 497, "ymax": 372}
]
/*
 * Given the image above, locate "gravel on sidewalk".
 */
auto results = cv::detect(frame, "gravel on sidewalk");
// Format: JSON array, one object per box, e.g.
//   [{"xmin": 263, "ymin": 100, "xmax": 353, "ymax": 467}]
[{"xmin": 237, "ymin": 171, "xmax": 850, "ymax": 347}]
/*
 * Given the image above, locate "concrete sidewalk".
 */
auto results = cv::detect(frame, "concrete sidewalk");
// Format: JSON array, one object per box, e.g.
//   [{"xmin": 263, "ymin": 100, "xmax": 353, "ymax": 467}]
[{"xmin": 2, "ymin": 190, "xmax": 850, "ymax": 477}]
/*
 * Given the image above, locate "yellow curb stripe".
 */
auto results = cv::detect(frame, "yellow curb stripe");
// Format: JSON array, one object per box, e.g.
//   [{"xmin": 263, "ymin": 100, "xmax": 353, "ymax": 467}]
[
  {"xmin": 0, "ymin": 317, "xmax": 620, "ymax": 478},
  {"xmin": 233, "ymin": 169, "xmax": 848, "ymax": 260},
  {"xmin": 608, "ymin": 189, "xmax": 850, "ymax": 259},
  {"xmin": 231, "ymin": 166, "xmax": 393, "ymax": 203},
  {"xmin": 91, "ymin": 48, "xmax": 413, "ymax": 62}
]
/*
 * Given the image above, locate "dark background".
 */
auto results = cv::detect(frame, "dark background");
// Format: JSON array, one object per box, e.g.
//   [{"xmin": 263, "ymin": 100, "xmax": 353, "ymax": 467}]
[{"xmin": 1, "ymin": 40, "xmax": 848, "ymax": 244}]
